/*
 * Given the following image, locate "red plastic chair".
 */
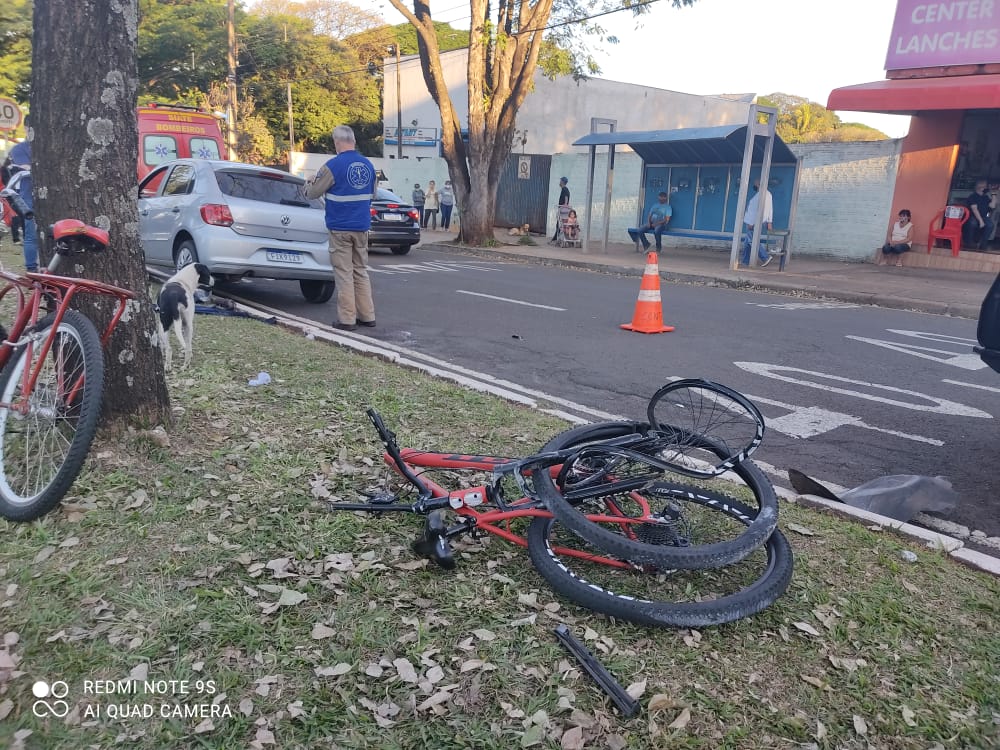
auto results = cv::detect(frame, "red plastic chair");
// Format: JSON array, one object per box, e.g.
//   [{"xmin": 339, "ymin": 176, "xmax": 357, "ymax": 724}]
[{"xmin": 927, "ymin": 205, "xmax": 969, "ymax": 257}]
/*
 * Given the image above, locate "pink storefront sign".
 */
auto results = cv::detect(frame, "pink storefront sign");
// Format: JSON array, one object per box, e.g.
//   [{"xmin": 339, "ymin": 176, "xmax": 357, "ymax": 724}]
[{"xmin": 885, "ymin": 0, "xmax": 1000, "ymax": 70}]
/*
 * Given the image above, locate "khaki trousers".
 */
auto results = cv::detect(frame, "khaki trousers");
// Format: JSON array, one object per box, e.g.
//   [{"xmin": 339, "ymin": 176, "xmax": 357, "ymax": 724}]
[{"xmin": 329, "ymin": 230, "xmax": 375, "ymax": 325}]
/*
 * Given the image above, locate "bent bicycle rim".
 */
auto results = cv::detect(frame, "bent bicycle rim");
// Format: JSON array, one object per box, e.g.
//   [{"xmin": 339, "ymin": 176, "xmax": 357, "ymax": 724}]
[
  {"xmin": 0, "ymin": 310, "xmax": 104, "ymax": 521},
  {"xmin": 526, "ymin": 490, "xmax": 794, "ymax": 628},
  {"xmin": 533, "ymin": 421, "xmax": 779, "ymax": 569}
]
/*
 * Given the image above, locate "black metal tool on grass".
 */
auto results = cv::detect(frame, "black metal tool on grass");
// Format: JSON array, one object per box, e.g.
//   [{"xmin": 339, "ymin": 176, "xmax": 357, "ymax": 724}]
[{"xmin": 553, "ymin": 624, "xmax": 640, "ymax": 718}]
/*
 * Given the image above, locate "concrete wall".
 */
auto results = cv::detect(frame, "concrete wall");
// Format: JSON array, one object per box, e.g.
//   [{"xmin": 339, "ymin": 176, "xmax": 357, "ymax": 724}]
[{"xmin": 786, "ymin": 140, "xmax": 903, "ymax": 259}]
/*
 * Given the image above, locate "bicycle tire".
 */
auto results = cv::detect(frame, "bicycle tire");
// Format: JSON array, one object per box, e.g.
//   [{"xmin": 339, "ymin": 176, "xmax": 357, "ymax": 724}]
[
  {"xmin": 532, "ymin": 421, "xmax": 779, "ymax": 569},
  {"xmin": 526, "ymin": 492, "xmax": 794, "ymax": 628},
  {"xmin": 0, "ymin": 310, "xmax": 104, "ymax": 521}
]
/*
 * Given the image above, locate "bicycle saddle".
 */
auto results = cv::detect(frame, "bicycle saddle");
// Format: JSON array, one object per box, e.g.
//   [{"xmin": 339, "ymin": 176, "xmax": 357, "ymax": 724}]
[{"xmin": 51, "ymin": 219, "xmax": 109, "ymax": 253}]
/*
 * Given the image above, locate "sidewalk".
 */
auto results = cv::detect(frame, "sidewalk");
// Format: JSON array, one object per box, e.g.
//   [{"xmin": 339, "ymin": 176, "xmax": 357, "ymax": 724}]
[{"xmin": 418, "ymin": 228, "xmax": 996, "ymax": 319}]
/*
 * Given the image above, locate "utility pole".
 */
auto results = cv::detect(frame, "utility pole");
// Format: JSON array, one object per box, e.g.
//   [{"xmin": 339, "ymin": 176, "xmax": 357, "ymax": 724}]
[
  {"xmin": 284, "ymin": 25, "xmax": 294, "ymax": 152},
  {"xmin": 226, "ymin": 0, "xmax": 238, "ymax": 160},
  {"xmin": 392, "ymin": 44, "xmax": 403, "ymax": 160}
]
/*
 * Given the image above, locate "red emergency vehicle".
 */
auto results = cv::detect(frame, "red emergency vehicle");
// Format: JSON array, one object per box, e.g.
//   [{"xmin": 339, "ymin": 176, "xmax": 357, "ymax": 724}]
[{"xmin": 137, "ymin": 103, "xmax": 227, "ymax": 180}]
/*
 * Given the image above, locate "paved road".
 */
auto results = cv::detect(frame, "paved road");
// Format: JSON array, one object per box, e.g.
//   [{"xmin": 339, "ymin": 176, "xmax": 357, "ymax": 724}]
[{"xmin": 218, "ymin": 246, "xmax": 999, "ymax": 544}]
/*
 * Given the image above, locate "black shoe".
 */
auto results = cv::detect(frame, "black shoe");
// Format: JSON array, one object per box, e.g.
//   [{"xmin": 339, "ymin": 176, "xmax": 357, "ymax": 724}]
[
  {"xmin": 332, "ymin": 321, "xmax": 356, "ymax": 331},
  {"xmin": 358, "ymin": 320, "xmax": 376, "ymax": 328}
]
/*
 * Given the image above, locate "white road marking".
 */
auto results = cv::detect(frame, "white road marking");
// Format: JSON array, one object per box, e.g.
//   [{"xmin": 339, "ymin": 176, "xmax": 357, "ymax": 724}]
[
  {"xmin": 735, "ymin": 362, "xmax": 992, "ymax": 418},
  {"xmin": 748, "ymin": 395, "xmax": 944, "ymax": 445},
  {"xmin": 748, "ymin": 301, "xmax": 858, "ymax": 310},
  {"xmin": 847, "ymin": 334, "xmax": 986, "ymax": 370},
  {"xmin": 456, "ymin": 290, "xmax": 566, "ymax": 311},
  {"xmin": 368, "ymin": 261, "xmax": 501, "ymax": 275},
  {"xmin": 942, "ymin": 378, "xmax": 1000, "ymax": 393}
]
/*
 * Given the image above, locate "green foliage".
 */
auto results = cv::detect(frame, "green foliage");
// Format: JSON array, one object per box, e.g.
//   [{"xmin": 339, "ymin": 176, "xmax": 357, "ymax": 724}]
[
  {"xmin": 0, "ymin": 0, "xmax": 32, "ymax": 119},
  {"xmin": 391, "ymin": 21, "xmax": 469, "ymax": 55},
  {"xmin": 760, "ymin": 92, "xmax": 889, "ymax": 143}
]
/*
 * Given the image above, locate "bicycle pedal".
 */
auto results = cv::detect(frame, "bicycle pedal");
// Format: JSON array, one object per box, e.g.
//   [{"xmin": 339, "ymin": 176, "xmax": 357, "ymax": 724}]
[{"xmin": 411, "ymin": 510, "xmax": 455, "ymax": 570}]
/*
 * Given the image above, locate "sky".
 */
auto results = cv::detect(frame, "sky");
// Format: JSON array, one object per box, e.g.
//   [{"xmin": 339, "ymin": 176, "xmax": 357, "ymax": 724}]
[{"xmin": 373, "ymin": 0, "xmax": 912, "ymax": 138}]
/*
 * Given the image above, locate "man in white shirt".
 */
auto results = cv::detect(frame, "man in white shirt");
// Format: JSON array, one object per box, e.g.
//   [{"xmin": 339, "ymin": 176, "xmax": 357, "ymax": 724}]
[{"xmin": 741, "ymin": 179, "xmax": 774, "ymax": 267}]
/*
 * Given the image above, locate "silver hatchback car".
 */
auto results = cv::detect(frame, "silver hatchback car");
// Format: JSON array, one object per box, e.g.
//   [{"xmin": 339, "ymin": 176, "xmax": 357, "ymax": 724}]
[{"xmin": 138, "ymin": 159, "xmax": 335, "ymax": 303}]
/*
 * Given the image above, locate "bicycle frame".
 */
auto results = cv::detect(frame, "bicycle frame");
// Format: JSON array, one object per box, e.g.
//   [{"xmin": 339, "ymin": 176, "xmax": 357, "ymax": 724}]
[
  {"xmin": 0, "ymin": 243, "xmax": 134, "ymax": 411},
  {"xmin": 330, "ymin": 411, "xmax": 669, "ymax": 570}
]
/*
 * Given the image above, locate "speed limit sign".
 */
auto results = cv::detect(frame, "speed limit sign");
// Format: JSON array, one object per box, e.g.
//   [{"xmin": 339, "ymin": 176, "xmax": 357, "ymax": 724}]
[{"xmin": 0, "ymin": 97, "xmax": 23, "ymax": 130}]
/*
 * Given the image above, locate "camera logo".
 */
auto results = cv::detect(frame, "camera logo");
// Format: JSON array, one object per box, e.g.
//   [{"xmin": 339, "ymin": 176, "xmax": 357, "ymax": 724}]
[{"xmin": 31, "ymin": 680, "xmax": 70, "ymax": 718}]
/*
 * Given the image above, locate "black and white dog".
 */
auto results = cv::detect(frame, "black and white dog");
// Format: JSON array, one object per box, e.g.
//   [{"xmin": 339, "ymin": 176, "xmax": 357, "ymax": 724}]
[{"xmin": 157, "ymin": 263, "xmax": 212, "ymax": 371}]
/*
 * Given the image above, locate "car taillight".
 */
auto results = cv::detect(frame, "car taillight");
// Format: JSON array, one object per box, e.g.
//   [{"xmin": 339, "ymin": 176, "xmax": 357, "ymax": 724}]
[
  {"xmin": 200, "ymin": 204, "xmax": 234, "ymax": 226},
  {"xmin": 408, "ymin": 209, "xmax": 419, "ymax": 221},
  {"xmin": 370, "ymin": 207, "xmax": 378, "ymax": 217}
]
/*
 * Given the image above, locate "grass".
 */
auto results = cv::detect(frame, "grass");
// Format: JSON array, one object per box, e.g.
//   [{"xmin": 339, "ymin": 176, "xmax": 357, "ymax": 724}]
[{"xmin": 0, "ymin": 254, "xmax": 997, "ymax": 748}]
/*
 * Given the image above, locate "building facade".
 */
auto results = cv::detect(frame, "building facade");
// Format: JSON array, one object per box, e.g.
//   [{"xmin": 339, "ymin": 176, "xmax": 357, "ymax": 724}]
[{"xmin": 829, "ymin": 0, "xmax": 1000, "ymax": 271}]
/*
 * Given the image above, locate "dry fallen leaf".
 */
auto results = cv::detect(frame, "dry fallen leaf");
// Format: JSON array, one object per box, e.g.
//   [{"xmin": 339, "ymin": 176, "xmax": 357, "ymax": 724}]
[
  {"xmin": 626, "ymin": 679, "xmax": 647, "ymax": 700},
  {"xmin": 901, "ymin": 705, "xmax": 917, "ymax": 727},
  {"xmin": 799, "ymin": 674, "xmax": 829, "ymax": 690},
  {"xmin": 786, "ymin": 522, "xmax": 816, "ymax": 536},
  {"xmin": 648, "ymin": 694, "xmax": 676, "ymax": 712},
  {"xmin": 793, "ymin": 621, "xmax": 822, "ymax": 637},
  {"xmin": 314, "ymin": 663, "xmax": 351, "ymax": 678},
  {"xmin": 393, "ymin": 657, "xmax": 419, "ymax": 683},
  {"xmin": 310, "ymin": 623, "xmax": 336, "ymax": 640},
  {"xmin": 853, "ymin": 714, "xmax": 868, "ymax": 735},
  {"xmin": 668, "ymin": 707, "xmax": 691, "ymax": 730},
  {"xmin": 560, "ymin": 725, "xmax": 585, "ymax": 750}
]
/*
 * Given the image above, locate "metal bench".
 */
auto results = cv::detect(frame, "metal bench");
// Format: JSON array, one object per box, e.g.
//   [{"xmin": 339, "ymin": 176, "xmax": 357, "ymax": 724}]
[{"xmin": 658, "ymin": 228, "xmax": 791, "ymax": 271}]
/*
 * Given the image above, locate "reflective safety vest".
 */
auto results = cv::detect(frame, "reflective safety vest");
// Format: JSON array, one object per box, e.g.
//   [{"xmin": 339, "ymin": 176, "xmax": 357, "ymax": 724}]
[{"xmin": 322, "ymin": 150, "xmax": 375, "ymax": 231}]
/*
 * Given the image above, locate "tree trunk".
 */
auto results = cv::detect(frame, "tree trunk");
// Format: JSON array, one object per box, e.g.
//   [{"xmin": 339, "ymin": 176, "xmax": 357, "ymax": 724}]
[{"xmin": 31, "ymin": 0, "xmax": 171, "ymax": 427}]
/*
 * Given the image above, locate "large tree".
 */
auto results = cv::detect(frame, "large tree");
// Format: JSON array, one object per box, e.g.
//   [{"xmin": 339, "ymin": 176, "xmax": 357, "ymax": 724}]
[
  {"xmin": 388, "ymin": 0, "xmax": 694, "ymax": 245},
  {"xmin": 31, "ymin": 0, "xmax": 170, "ymax": 425}
]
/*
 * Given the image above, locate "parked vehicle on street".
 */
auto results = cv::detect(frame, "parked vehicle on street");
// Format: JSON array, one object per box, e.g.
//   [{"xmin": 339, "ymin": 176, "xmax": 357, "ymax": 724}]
[
  {"xmin": 370, "ymin": 187, "xmax": 421, "ymax": 255},
  {"xmin": 138, "ymin": 159, "xmax": 335, "ymax": 303},
  {"xmin": 137, "ymin": 103, "xmax": 226, "ymax": 181},
  {"xmin": 975, "ymin": 270, "xmax": 1000, "ymax": 374}
]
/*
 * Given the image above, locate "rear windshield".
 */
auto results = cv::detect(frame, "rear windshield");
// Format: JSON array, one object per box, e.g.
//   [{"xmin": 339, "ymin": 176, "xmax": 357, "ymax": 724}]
[{"xmin": 215, "ymin": 170, "xmax": 323, "ymax": 209}]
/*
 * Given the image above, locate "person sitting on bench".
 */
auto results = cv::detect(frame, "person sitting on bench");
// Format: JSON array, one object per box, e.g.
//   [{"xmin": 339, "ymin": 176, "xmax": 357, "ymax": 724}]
[{"xmin": 627, "ymin": 191, "xmax": 672, "ymax": 252}]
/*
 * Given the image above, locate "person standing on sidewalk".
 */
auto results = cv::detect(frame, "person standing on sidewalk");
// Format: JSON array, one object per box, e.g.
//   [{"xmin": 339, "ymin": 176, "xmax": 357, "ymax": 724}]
[
  {"xmin": 880, "ymin": 209, "xmax": 913, "ymax": 266},
  {"xmin": 305, "ymin": 125, "xmax": 377, "ymax": 331},
  {"xmin": 411, "ymin": 183, "xmax": 425, "ymax": 227},
  {"xmin": 549, "ymin": 177, "xmax": 570, "ymax": 243},
  {"xmin": 423, "ymin": 179, "xmax": 439, "ymax": 229},
  {"xmin": 439, "ymin": 180, "xmax": 455, "ymax": 229},
  {"xmin": 963, "ymin": 179, "xmax": 996, "ymax": 250},
  {"xmin": 740, "ymin": 179, "xmax": 774, "ymax": 267}
]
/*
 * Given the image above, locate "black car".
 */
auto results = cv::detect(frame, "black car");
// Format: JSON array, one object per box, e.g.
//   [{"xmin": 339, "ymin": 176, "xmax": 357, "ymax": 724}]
[{"xmin": 369, "ymin": 188, "xmax": 420, "ymax": 255}]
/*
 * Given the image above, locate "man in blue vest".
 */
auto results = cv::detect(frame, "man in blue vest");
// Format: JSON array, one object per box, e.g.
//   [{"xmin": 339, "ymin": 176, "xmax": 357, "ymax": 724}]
[{"xmin": 305, "ymin": 125, "xmax": 377, "ymax": 331}]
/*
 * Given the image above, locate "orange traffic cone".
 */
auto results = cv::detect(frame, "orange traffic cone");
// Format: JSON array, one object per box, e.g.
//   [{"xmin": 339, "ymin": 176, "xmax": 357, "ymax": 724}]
[{"xmin": 620, "ymin": 252, "xmax": 674, "ymax": 333}]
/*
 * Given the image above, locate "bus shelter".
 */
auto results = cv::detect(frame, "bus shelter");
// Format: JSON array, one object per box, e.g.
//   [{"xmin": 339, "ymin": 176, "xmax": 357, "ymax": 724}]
[{"xmin": 572, "ymin": 107, "xmax": 801, "ymax": 269}]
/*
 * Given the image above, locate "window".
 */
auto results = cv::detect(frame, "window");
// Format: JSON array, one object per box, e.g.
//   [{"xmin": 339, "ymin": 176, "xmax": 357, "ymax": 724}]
[
  {"xmin": 190, "ymin": 137, "xmax": 221, "ymax": 160},
  {"xmin": 162, "ymin": 164, "xmax": 195, "ymax": 196},
  {"xmin": 215, "ymin": 170, "xmax": 322, "ymax": 208},
  {"xmin": 143, "ymin": 135, "xmax": 178, "ymax": 167}
]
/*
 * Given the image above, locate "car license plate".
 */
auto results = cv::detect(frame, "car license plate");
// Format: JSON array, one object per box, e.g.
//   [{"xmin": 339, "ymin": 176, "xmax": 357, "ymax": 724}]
[
  {"xmin": 381, "ymin": 213, "xmax": 403, "ymax": 222},
  {"xmin": 266, "ymin": 250, "xmax": 302, "ymax": 263}
]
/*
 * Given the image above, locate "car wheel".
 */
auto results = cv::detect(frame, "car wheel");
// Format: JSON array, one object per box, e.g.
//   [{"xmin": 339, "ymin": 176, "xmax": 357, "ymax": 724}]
[
  {"xmin": 174, "ymin": 239, "xmax": 199, "ymax": 270},
  {"xmin": 391, "ymin": 244, "xmax": 413, "ymax": 256},
  {"xmin": 300, "ymin": 279, "xmax": 335, "ymax": 304}
]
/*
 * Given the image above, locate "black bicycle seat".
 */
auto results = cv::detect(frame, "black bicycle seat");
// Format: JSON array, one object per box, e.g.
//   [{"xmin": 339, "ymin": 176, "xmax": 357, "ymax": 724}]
[{"xmin": 411, "ymin": 510, "xmax": 455, "ymax": 570}]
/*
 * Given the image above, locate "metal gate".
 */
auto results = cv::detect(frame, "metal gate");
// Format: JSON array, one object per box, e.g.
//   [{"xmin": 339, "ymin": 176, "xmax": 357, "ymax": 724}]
[{"xmin": 494, "ymin": 153, "xmax": 552, "ymax": 232}]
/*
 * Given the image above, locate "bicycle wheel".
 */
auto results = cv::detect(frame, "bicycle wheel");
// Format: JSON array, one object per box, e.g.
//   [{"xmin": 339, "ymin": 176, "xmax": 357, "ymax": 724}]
[
  {"xmin": 0, "ymin": 310, "xmax": 104, "ymax": 521},
  {"xmin": 526, "ymin": 490, "xmax": 794, "ymax": 628},
  {"xmin": 531, "ymin": 421, "xmax": 779, "ymax": 569}
]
